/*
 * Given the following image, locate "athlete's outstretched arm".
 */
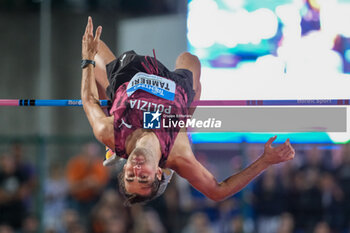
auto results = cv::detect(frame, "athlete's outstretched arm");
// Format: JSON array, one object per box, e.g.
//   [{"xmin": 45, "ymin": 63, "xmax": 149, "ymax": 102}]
[
  {"xmin": 81, "ymin": 16, "xmax": 114, "ymax": 149},
  {"xmin": 169, "ymin": 134, "xmax": 294, "ymax": 201}
]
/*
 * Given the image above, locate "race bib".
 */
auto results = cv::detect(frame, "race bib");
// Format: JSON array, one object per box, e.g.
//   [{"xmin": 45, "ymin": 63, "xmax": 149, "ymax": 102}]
[{"xmin": 126, "ymin": 72, "xmax": 176, "ymax": 101}]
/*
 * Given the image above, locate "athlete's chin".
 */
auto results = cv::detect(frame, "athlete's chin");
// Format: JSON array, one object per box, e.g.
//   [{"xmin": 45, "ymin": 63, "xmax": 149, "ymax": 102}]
[
  {"xmin": 126, "ymin": 186, "xmax": 152, "ymax": 196},
  {"xmin": 136, "ymin": 189, "xmax": 152, "ymax": 196}
]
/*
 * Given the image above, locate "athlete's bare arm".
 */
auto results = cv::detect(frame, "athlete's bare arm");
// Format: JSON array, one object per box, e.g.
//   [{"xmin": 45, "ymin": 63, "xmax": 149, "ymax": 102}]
[
  {"xmin": 167, "ymin": 132, "xmax": 295, "ymax": 201},
  {"xmin": 81, "ymin": 17, "xmax": 115, "ymax": 149}
]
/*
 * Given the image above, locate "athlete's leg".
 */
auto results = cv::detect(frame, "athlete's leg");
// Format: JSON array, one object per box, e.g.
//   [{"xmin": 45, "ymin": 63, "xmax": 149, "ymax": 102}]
[
  {"xmin": 94, "ymin": 40, "xmax": 116, "ymax": 100},
  {"xmin": 175, "ymin": 52, "xmax": 201, "ymax": 114},
  {"xmin": 175, "ymin": 52, "xmax": 201, "ymax": 101}
]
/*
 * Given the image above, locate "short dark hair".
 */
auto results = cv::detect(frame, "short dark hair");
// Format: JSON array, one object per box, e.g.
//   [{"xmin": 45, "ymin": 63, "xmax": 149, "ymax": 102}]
[{"xmin": 118, "ymin": 171, "xmax": 161, "ymax": 206}]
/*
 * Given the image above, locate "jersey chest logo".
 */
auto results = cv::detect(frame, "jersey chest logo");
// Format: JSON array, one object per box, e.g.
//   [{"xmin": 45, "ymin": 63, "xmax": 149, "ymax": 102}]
[{"xmin": 126, "ymin": 72, "xmax": 176, "ymax": 101}]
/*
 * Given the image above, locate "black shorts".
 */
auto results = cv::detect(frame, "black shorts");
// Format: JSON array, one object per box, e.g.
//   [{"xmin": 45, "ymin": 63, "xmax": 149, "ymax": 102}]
[{"xmin": 105, "ymin": 50, "xmax": 196, "ymax": 106}]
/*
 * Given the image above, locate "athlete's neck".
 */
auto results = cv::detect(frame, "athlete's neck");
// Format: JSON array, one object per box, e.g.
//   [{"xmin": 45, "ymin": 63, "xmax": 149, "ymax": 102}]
[{"xmin": 126, "ymin": 129, "xmax": 162, "ymax": 163}]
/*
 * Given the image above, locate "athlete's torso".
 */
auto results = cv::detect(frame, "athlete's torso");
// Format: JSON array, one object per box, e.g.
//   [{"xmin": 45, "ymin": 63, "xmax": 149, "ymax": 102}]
[{"xmin": 110, "ymin": 72, "xmax": 190, "ymax": 167}]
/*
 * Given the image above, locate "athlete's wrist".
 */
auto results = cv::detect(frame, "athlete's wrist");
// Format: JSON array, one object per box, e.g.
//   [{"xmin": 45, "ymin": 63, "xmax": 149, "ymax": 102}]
[
  {"xmin": 81, "ymin": 59, "xmax": 96, "ymax": 69},
  {"xmin": 259, "ymin": 153, "xmax": 273, "ymax": 167}
]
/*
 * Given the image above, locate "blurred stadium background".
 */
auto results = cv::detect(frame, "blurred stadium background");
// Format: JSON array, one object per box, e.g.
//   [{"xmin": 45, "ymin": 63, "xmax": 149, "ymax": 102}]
[{"xmin": 1, "ymin": 0, "xmax": 350, "ymax": 232}]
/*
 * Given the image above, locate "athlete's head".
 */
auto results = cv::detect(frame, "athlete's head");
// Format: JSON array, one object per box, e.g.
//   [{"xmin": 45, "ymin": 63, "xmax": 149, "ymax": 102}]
[{"xmin": 118, "ymin": 147, "xmax": 162, "ymax": 205}]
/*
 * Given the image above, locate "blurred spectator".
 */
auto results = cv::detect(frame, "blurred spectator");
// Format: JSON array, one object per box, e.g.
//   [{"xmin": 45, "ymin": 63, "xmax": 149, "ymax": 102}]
[
  {"xmin": 280, "ymin": 160, "xmax": 295, "ymax": 191},
  {"xmin": 301, "ymin": 147, "xmax": 327, "ymax": 172},
  {"xmin": 0, "ymin": 225, "xmax": 14, "ymax": 233},
  {"xmin": 160, "ymin": 178, "xmax": 190, "ymax": 233},
  {"xmin": 228, "ymin": 215, "xmax": 246, "ymax": 233},
  {"xmin": 20, "ymin": 214, "xmax": 39, "ymax": 233},
  {"xmin": 336, "ymin": 144, "xmax": 350, "ymax": 229},
  {"xmin": 9, "ymin": 142, "xmax": 36, "ymax": 210},
  {"xmin": 252, "ymin": 167, "xmax": 287, "ymax": 233},
  {"xmin": 104, "ymin": 217, "xmax": 128, "ymax": 233},
  {"xmin": 0, "ymin": 153, "xmax": 29, "ymax": 230},
  {"xmin": 330, "ymin": 145, "xmax": 344, "ymax": 171},
  {"xmin": 66, "ymin": 143, "xmax": 109, "ymax": 223},
  {"xmin": 61, "ymin": 209, "xmax": 87, "ymax": 233},
  {"xmin": 176, "ymin": 175, "xmax": 195, "ymax": 212},
  {"xmin": 313, "ymin": 221, "xmax": 331, "ymax": 233},
  {"xmin": 90, "ymin": 189, "xmax": 131, "ymax": 233},
  {"xmin": 319, "ymin": 172, "xmax": 344, "ymax": 231},
  {"xmin": 288, "ymin": 169, "xmax": 323, "ymax": 232},
  {"xmin": 182, "ymin": 212, "xmax": 214, "ymax": 233},
  {"xmin": 277, "ymin": 213, "xmax": 294, "ymax": 233},
  {"xmin": 131, "ymin": 206, "xmax": 167, "ymax": 233},
  {"xmin": 10, "ymin": 142, "xmax": 35, "ymax": 184},
  {"xmin": 215, "ymin": 198, "xmax": 243, "ymax": 233},
  {"xmin": 43, "ymin": 162, "xmax": 69, "ymax": 233}
]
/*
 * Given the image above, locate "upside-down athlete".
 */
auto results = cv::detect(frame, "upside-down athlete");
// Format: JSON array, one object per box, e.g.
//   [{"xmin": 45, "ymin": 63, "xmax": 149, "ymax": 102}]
[{"xmin": 80, "ymin": 17, "xmax": 295, "ymax": 205}]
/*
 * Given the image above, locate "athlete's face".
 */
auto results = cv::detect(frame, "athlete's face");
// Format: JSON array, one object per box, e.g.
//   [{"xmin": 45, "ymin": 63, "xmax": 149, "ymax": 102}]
[{"xmin": 123, "ymin": 153, "xmax": 162, "ymax": 196}]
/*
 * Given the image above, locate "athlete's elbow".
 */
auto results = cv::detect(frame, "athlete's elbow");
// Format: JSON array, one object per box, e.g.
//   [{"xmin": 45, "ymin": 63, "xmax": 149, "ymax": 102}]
[
  {"xmin": 207, "ymin": 193, "xmax": 226, "ymax": 202},
  {"xmin": 82, "ymin": 95, "xmax": 98, "ymax": 105},
  {"xmin": 201, "ymin": 186, "xmax": 224, "ymax": 202},
  {"xmin": 93, "ymin": 123, "xmax": 112, "ymax": 145},
  {"xmin": 93, "ymin": 125, "xmax": 104, "ymax": 142},
  {"xmin": 206, "ymin": 185, "xmax": 236, "ymax": 202}
]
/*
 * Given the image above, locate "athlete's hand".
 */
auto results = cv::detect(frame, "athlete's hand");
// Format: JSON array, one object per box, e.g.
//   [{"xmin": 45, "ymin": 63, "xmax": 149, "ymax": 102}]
[
  {"xmin": 82, "ymin": 16, "xmax": 102, "ymax": 60},
  {"xmin": 261, "ymin": 136, "xmax": 295, "ymax": 165}
]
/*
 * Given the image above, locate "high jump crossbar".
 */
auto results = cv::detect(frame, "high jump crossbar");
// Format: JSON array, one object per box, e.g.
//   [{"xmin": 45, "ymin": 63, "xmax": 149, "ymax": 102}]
[
  {"xmin": 0, "ymin": 99, "xmax": 111, "ymax": 107},
  {"xmin": 0, "ymin": 99, "xmax": 350, "ymax": 107}
]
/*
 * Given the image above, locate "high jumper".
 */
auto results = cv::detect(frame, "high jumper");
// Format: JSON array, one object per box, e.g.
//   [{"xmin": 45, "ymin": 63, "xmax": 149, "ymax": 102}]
[{"xmin": 80, "ymin": 16, "xmax": 295, "ymax": 205}]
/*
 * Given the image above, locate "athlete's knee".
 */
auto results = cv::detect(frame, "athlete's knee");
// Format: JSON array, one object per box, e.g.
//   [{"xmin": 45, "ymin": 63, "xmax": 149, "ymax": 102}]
[
  {"xmin": 176, "ymin": 52, "xmax": 200, "ymax": 66},
  {"xmin": 175, "ymin": 52, "xmax": 201, "ymax": 79},
  {"xmin": 178, "ymin": 51, "xmax": 194, "ymax": 59}
]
